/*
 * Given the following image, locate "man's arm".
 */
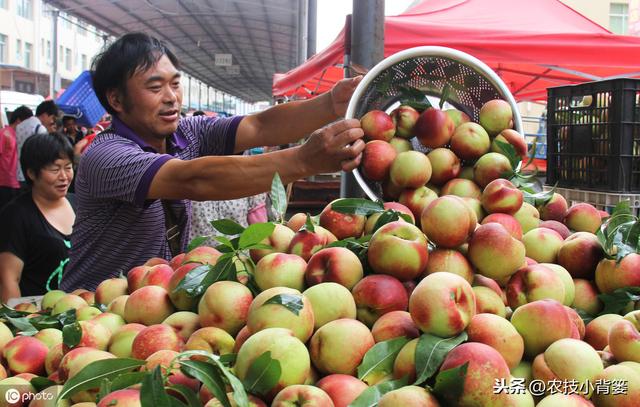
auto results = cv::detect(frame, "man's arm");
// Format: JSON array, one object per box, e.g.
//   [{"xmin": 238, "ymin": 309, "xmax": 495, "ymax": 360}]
[
  {"xmin": 233, "ymin": 77, "xmax": 361, "ymax": 153},
  {"xmin": 148, "ymin": 119, "xmax": 364, "ymax": 201},
  {"xmin": 0, "ymin": 253, "xmax": 23, "ymax": 303}
]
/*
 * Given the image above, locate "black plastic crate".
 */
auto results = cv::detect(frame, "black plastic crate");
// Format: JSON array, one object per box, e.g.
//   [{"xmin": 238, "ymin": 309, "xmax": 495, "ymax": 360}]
[{"xmin": 546, "ymin": 78, "xmax": 640, "ymax": 193}]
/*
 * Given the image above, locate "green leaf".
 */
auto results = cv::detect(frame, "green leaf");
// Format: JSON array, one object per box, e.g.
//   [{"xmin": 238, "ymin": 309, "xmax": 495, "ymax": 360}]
[
  {"xmin": 0, "ymin": 305, "xmax": 32, "ymax": 319},
  {"xmin": 199, "ymin": 256, "xmax": 237, "ymax": 291},
  {"xmin": 110, "ymin": 371, "xmax": 148, "ymax": 392},
  {"xmin": 97, "ymin": 379, "xmax": 111, "ymax": 403},
  {"xmin": 211, "ymin": 219, "xmax": 246, "ymax": 236},
  {"xmin": 5, "ymin": 317, "xmax": 37, "ymax": 336},
  {"xmin": 62, "ymin": 321, "xmax": 82, "ymax": 348},
  {"xmin": 180, "ymin": 359, "xmax": 230, "ymax": 407},
  {"xmin": 30, "ymin": 376, "xmax": 57, "ymax": 393},
  {"xmin": 300, "ymin": 213, "xmax": 315, "ymax": 233},
  {"xmin": 612, "ymin": 200, "xmax": 632, "ymax": 217},
  {"xmin": 55, "ymin": 309, "xmax": 78, "ymax": 326},
  {"xmin": 371, "ymin": 210, "xmax": 401, "ymax": 235},
  {"xmin": 171, "ymin": 264, "xmax": 212, "ymax": 298},
  {"xmin": 58, "ymin": 358, "xmax": 145, "ymax": 401},
  {"xmin": 243, "ymin": 243, "xmax": 273, "ymax": 251},
  {"xmin": 403, "ymin": 101, "xmax": 431, "ymax": 111},
  {"xmin": 414, "ymin": 332, "xmax": 468, "ymax": 385},
  {"xmin": 263, "ymin": 293, "xmax": 303, "ymax": 316},
  {"xmin": 215, "ymin": 235, "xmax": 236, "ymax": 250},
  {"xmin": 167, "ymin": 384, "xmax": 202, "ymax": 407},
  {"xmin": 239, "ymin": 223, "xmax": 275, "ymax": 250},
  {"xmin": 187, "ymin": 236, "xmax": 209, "ymax": 252},
  {"xmin": 439, "ymin": 84, "xmax": 451, "ymax": 109},
  {"xmin": 271, "ymin": 172, "xmax": 288, "ymax": 223},
  {"xmin": 433, "ymin": 362, "xmax": 469, "ymax": 403},
  {"xmin": 574, "ymin": 308, "xmax": 595, "ymax": 326},
  {"xmin": 357, "ymin": 337, "xmax": 409, "ymax": 383},
  {"xmin": 598, "ymin": 287, "xmax": 640, "ymax": 316},
  {"xmin": 242, "ymin": 351, "xmax": 282, "ymax": 397},
  {"xmin": 348, "ymin": 376, "xmax": 409, "ymax": 407},
  {"xmin": 494, "ymin": 140, "xmax": 521, "ymax": 170},
  {"xmin": 140, "ymin": 366, "xmax": 172, "ymax": 407},
  {"xmin": 522, "ymin": 189, "xmax": 556, "ymax": 207},
  {"xmin": 219, "ymin": 353, "xmax": 237, "ymax": 367},
  {"xmin": 331, "ymin": 198, "xmax": 384, "ymax": 216}
]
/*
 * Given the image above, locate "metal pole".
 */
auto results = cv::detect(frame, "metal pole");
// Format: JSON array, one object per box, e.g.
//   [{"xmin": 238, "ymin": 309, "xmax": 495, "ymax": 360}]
[
  {"xmin": 307, "ymin": 0, "xmax": 317, "ymax": 57},
  {"xmin": 297, "ymin": 0, "xmax": 308, "ymax": 64},
  {"xmin": 50, "ymin": 10, "xmax": 59, "ymax": 97},
  {"xmin": 340, "ymin": 0, "xmax": 384, "ymax": 198},
  {"xmin": 187, "ymin": 76, "xmax": 192, "ymax": 110},
  {"xmin": 207, "ymin": 85, "xmax": 210, "ymax": 110},
  {"xmin": 198, "ymin": 81, "xmax": 201, "ymax": 110}
]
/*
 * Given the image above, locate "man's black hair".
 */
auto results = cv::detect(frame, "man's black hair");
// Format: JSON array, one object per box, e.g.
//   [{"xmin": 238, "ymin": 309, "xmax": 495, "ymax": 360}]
[
  {"xmin": 20, "ymin": 133, "xmax": 74, "ymax": 186},
  {"xmin": 35, "ymin": 100, "xmax": 59, "ymax": 117},
  {"xmin": 62, "ymin": 115, "xmax": 77, "ymax": 123},
  {"xmin": 91, "ymin": 32, "xmax": 181, "ymax": 115},
  {"xmin": 9, "ymin": 105, "xmax": 33, "ymax": 125},
  {"xmin": 192, "ymin": 110, "xmax": 205, "ymax": 116}
]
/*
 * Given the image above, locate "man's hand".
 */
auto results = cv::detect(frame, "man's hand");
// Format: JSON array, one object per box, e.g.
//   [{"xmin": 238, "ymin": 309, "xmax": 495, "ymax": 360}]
[
  {"xmin": 330, "ymin": 76, "xmax": 363, "ymax": 117},
  {"xmin": 297, "ymin": 119, "xmax": 365, "ymax": 174}
]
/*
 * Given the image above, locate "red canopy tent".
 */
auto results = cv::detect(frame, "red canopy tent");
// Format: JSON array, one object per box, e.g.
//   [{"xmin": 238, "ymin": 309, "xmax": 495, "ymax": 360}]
[{"xmin": 273, "ymin": 0, "xmax": 640, "ymax": 101}]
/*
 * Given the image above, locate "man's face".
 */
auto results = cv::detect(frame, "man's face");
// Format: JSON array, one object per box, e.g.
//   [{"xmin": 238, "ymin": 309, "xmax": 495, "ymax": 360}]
[
  {"xmin": 42, "ymin": 113, "xmax": 57, "ymax": 132},
  {"xmin": 112, "ymin": 55, "xmax": 183, "ymax": 141},
  {"xmin": 63, "ymin": 118, "xmax": 76, "ymax": 134}
]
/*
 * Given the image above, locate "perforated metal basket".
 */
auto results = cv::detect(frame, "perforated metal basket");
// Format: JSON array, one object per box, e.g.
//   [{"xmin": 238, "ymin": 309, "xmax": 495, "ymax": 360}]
[{"xmin": 346, "ymin": 46, "xmax": 523, "ymax": 201}]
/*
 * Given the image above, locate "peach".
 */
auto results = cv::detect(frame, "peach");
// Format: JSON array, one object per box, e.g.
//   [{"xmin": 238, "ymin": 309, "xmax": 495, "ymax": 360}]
[
  {"xmin": 538, "ymin": 220, "xmax": 571, "ymax": 239},
  {"xmin": 143, "ymin": 257, "xmax": 169, "ymax": 267},
  {"xmin": 361, "ymin": 110, "xmax": 395, "ymax": 141},
  {"xmin": 421, "ymin": 248, "xmax": 474, "ymax": 283},
  {"xmin": 398, "ymin": 186, "xmax": 438, "ymax": 223},
  {"xmin": 288, "ymin": 226, "xmax": 337, "ymax": 261},
  {"xmin": 538, "ymin": 193, "xmax": 569, "ymax": 222},
  {"xmin": 162, "ymin": 311, "xmax": 200, "ymax": 341},
  {"xmin": 14, "ymin": 303, "xmax": 37, "ymax": 313},
  {"xmin": 595, "ymin": 254, "xmax": 640, "ymax": 294},
  {"xmin": 169, "ymin": 253, "xmax": 185, "ymax": 269},
  {"xmin": 481, "ymin": 179, "xmax": 524, "ymax": 215},
  {"xmin": 522, "ymin": 227, "xmax": 564, "ymax": 263},
  {"xmin": 124, "ymin": 285, "xmax": 175, "ymax": 325},
  {"xmin": 94, "ymin": 278, "xmax": 128, "ymax": 306},
  {"xmin": 393, "ymin": 338, "xmax": 418, "ymax": 382},
  {"xmin": 467, "ymin": 313, "xmax": 524, "ymax": 369},
  {"xmin": 316, "ymin": 374, "xmax": 368, "ymax": 407},
  {"xmin": 367, "ymin": 221, "xmax": 429, "ymax": 281},
  {"xmin": 75, "ymin": 320, "xmax": 111, "ymax": 350},
  {"xmin": 91, "ymin": 312, "xmax": 126, "ymax": 336},
  {"xmin": 473, "ymin": 152, "xmax": 513, "ymax": 188},
  {"xmin": 462, "ymin": 197, "xmax": 486, "ymax": 223},
  {"xmin": 445, "ymin": 108, "xmax": 471, "ymax": 127},
  {"xmin": 2, "ymin": 336, "xmax": 48, "ymax": 375},
  {"xmin": 542, "ymin": 263, "xmax": 576, "ymax": 306},
  {"xmin": 33, "ymin": 328, "xmax": 63, "ymax": 349},
  {"xmin": 371, "ymin": 310, "xmax": 419, "ymax": 342},
  {"xmin": 468, "ymin": 223, "xmax": 526, "ymax": 280},
  {"xmin": 440, "ymin": 178, "xmax": 482, "ymax": 200},
  {"xmin": 233, "ymin": 325, "xmax": 251, "ymax": 353},
  {"xmin": 41, "ymin": 290, "xmax": 67, "ymax": 311},
  {"xmin": 479, "ymin": 99, "xmax": 513, "ymax": 136},
  {"xmin": 492, "ymin": 128, "xmax": 528, "ymax": 157},
  {"xmin": 389, "ymin": 137, "xmax": 412, "ymax": 153},
  {"xmin": 185, "ymin": 327, "xmax": 235, "ymax": 356},
  {"xmin": 389, "ymin": 150, "xmax": 432, "ymax": 188},
  {"xmin": 513, "ymin": 201, "xmax": 540, "ymax": 234},
  {"xmin": 140, "ymin": 263, "xmax": 174, "ymax": 290},
  {"xmin": 271, "ymin": 385, "xmax": 334, "ymax": 407},
  {"xmin": 608, "ymin": 317, "xmax": 640, "ymax": 363},
  {"xmin": 106, "ymin": 295, "xmax": 129, "ymax": 318},
  {"xmin": 360, "ymin": 140, "xmax": 397, "ymax": 182},
  {"xmin": 426, "ymin": 148, "xmax": 461, "ymax": 186},
  {"xmin": 481, "ymin": 213, "xmax": 523, "ymax": 240},
  {"xmin": 573, "ymin": 279, "xmax": 603, "ymax": 316},
  {"xmin": 409, "ymin": 272, "xmax": 475, "ymax": 337},
  {"xmin": 564, "ymin": 203, "xmax": 601, "ymax": 233},
  {"xmin": 249, "ymin": 223, "xmax": 295, "ymax": 263},
  {"xmin": 303, "ymin": 283, "xmax": 357, "ymax": 330},
  {"xmin": 473, "ymin": 286, "xmax": 507, "ymax": 318},
  {"xmin": 142, "ymin": 349, "xmax": 198, "ymax": 390},
  {"xmin": 97, "ymin": 389, "xmax": 140, "ymax": 407},
  {"xmin": 390, "ymin": 105, "xmax": 420, "ymax": 139},
  {"xmin": 352, "ymin": 274, "xmax": 408, "ymax": 327},
  {"xmin": 286, "ymin": 213, "xmax": 307, "ymax": 232},
  {"xmin": 506, "ymin": 264, "xmax": 566, "ymax": 309},
  {"xmin": 51, "ymin": 294, "xmax": 88, "ymax": 315},
  {"xmin": 414, "ymin": 107, "xmax": 455, "ymax": 148},
  {"xmin": 58, "ymin": 347, "xmax": 115, "ymax": 382},
  {"xmin": 167, "ymin": 262, "xmax": 201, "ymax": 311},
  {"xmin": 126, "ymin": 265, "xmax": 150, "ymax": 293},
  {"xmin": 198, "ymin": 280, "xmax": 253, "ymax": 336},
  {"xmin": 107, "ymin": 323, "xmax": 146, "ymax": 358},
  {"xmin": 320, "ymin": 199, "xmax": 367, "ymax": 240},
  {"xmin": 305, "ymin": 247, "xmax": 363, "ymax": 290},
  {"xmin": 381, "ymin": 178, "xmax": 403, "ymax": 201},
  {"xmin": 0, "ymin": 323, "xmax": 15, "ymax": 353},
  {"xmin": 76, "ymin": 306, "xmax": 102, "ymax": 321},
  {"xmin": 590, "ymin": 364, "xmax": 640, "ymax": 407},
  {"xmin": 247, "ymin": 287, "xmax": 314, "ymax": 342},
  {"xmin": 450, "ymin": 122, "xmax": 491, "ymax": 160},
  {"xmin": 378, "ymin": 386, "xmax": 440, "ymax": 407},
  {"xmin": 254, "ymin": 253, "xmax": 307, "ymax": 291},
  {"xmin": 557, "ymin": 232, "xmax": 604, "ymax": 279},
  {"xmin": 421, "ymin": 195, "xmax": 476, "ymax": 249},
  {"xmin": 131, "ymin": 324, "xmax": 183, "ymax": 360},
  {"xmin": 584, "ymin": 314, "xmax": 624, "ymax": 351},
  {"xmin": 182, "ymin": 246, "xmax": 221, "ymax": 265},
  {"xmin": 44, "ymin": 343, "xmax": 65, "ymax": 376},
  {"xmin": 309, "ymin": 318, "xmax": 374, "ymax": 376}
]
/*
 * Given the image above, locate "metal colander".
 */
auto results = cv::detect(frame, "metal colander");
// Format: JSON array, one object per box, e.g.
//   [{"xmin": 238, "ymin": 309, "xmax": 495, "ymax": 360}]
[{"xmin": 346, "ymin": 46, "xmax": 523, "ymax": 201}]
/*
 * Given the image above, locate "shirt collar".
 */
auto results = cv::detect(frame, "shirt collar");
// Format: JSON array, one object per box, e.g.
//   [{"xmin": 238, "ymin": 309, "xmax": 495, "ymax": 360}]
[{"xmin": 112, "ymin": 116, "xmax": 188, "ymax": 152}]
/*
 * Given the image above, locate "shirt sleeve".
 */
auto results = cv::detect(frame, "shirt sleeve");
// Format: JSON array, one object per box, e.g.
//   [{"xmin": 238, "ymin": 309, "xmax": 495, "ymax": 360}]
[
  {"xmin": 0, "ymin": 204, "xmax": 28, "ymax": 261},
  {"xmin": 197, "ymin": 115, "xmax": 243, "ymax": 156},
  {"xmin": 77, "ymin": 137, "xmax": 172, "ymax": 207}
]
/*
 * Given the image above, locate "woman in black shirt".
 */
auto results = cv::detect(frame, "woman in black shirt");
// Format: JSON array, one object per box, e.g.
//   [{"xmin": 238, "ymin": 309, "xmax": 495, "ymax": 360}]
[{"xmin": 0, "ymin": 133, "xmax": 75, "ymax": 302}]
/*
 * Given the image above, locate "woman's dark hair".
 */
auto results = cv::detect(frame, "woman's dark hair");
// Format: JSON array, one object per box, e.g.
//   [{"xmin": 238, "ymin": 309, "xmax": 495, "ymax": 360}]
[
  {"xmin": 9, "ymin": 105, "xmax": 33, "ymax": 124},
  {"xmin": 91, "ymin": 32, "xmax": 180, "ymax": 115},
  {"xmin": 20, "ymin": 133, "xmax": 75, "ymax": 185}
]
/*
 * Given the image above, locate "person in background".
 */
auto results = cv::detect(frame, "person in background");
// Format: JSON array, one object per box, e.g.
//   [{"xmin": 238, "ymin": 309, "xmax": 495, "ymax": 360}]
[
  {"xmin": 0, "ymin": 106, "xmax": 33, "ymax": 209},
  {"xmin": 192, "ymin": 110, "xmax": 205, "ymax": 117},
  {"xmin": 15, "ymin": 100, "xmax": 60, "ymax": 188},
  {"xmin": 0, "ymin": 133, "xmax": 75, "ymax": 302},
  {"xmin": 62, "ymin": 32, "xmax": 363, "ymax": 291},
  {"xmin": 62, "ymin": 116, "xmax": 86, "ymax": 146}
]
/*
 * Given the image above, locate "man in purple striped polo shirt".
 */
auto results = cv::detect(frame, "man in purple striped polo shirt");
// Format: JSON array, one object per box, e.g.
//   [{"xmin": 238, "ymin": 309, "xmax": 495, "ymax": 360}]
[{"xmin": 61, "ymin": 33, "xmax": 365, "ymax": 291}]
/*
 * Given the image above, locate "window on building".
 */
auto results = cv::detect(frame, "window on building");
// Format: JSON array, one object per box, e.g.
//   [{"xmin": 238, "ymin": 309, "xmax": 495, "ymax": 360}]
[
  {"xmin": 59, "ymin": 45, "xmax": 63, "ymax": 62},
  {"xmin": 46, "ymin": 40, "xmax": 51, "ymax": 63},
  {"xmin": 65, "ymin": 48, "xmax": 71, "ymax": 70},
  {"xmin": 0, "ymin": 34, "xmax": 6, "ymax": 63},
  {"xmin": 77, "ymin": 21, "xmax": 87, "ymax": 36},
  {"xmin": 16, "ymin": 39, "xmax": 22, "ymax": 62},
  {"xmin": 610, "ymin": 3, "xmax": 629, "ymax": 34},
  {"xmin": 25, "ymin": 42, "xmax": 32, "ymax": 69},
  {"xmin": 81, "ymin": 54, "xmax": 88, "ymax": 71},
  {"xmin": 17, "ymin": 0, "xmax": 33, "ymax": 20}
]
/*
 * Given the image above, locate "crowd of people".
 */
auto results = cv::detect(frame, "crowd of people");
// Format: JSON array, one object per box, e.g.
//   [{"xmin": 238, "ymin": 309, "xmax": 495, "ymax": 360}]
[{"xmin": 0, "ymin": 32, "xmax": 365, "ymax": 302}]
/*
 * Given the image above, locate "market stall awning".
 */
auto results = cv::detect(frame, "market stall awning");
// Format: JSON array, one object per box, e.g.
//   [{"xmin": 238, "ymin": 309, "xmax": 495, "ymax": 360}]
[
  {"xmin": 273, "ymin": 0, "xmax": 640, "ymax": 101},
  {"xmin": 46, "ymin": 0, "xmax": 304, "ymax": 103}
]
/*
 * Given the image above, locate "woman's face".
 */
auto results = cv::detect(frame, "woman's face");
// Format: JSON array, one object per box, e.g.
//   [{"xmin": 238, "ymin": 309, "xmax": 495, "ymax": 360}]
[{"xmin": 30, "ymin": 158, "xmax": 74, "ymax": 200}]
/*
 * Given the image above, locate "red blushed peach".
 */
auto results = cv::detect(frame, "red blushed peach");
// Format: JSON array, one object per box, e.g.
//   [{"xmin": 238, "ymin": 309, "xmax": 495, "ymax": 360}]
[
  {"xmin": 557, "ymin": 232, "xmax": 605, "ymax": 279},
  {"xmin": 286, "ymin": 213, "xmax": 307, "ymax": 232},
  {"xmin": 124, "ymin": 285, "xmax": 175, "ymax": 326},
  {"xmin": 564, "ymin": 203, "xmax": 602, "ymax": 233},
  {"xmin": 536, "ymin": 393, "xmax": 595, "ymax": 407},
  {"xmin": 309, "ymin": 319, "xmax": 375, "ymax": 376},
  {"xmin": 361, "ymin": 140, "xmax": 397, "ymax": 182},
  {"xmin": 409, "ymin": 272, "xmax": 475, "ymax": 337},
  {"xmin": 2, "ymin": 336, "xmax": 48, "ymax": 375},
  {"xmin": 468, "ymin": 223, "xmax": 526, "ymax": 281},
  {"xmin": 140, "ymin": 264, "xmax": 174, "ymax": 290},
  {"xmin": 481, "ymin": 213, "xmax": 523, "ymax": 240},
  {"xmin": 182, "ymin": 246, "xmax": 221, "ymax": 266},
  {"xmin": 352, "ymin": 274, "xmax": 408, "ymax": 327},
  {"xmin": 371, "ymin": 311, "xmax": 420, "ymax": 342},
  {"xmin": 439, "ymin": 342, "xmax": 511, "ymax": 406},
  {"xmin": 421, "ymin": 195, "xmax": 476, "ymax": 249},
  {"xmin": 467, "ymin": 313, "xmax": 524, "ymax": 369},
  {"xmin": 361, "ymin": 110, "xmax": 395, "ymax": 142},
  {"xmin": 522, "ymin": 227, "xmax": 564, "ymax": 264},
  {"xmin": 473, "ymin": 152, "xmax": 513, "ymax": 188},
  {"xmin": 58, "ymin": 347, "xmax": 115, "ymax": 383},
  {"xmin": 510, "ymin": 299, "xmax": 577, "ymax": 358},
  {"xmin": 254, "ymin": 253, "xmax": 307, "ymax": 291},
  {"xmin": 473, "ymin": 286, "xmax": 507, "ymax": 318},
  {"xmin": 382, "ymin": 202, "xmax": 415, "ymax": 223},
  {"xmin": 131, "ymin": 324, "xmax": 183, "ymax": 360},
  {"xmin": 473, "ymin": 274, "xmax": 506, "ymax": 305},
  {"xmin": 126, "ymin": 265, "xmax": 150, "ymax": 293},
  {"xmin": 414, "ymin": 107, "xmax": 455, "ymax": 148},
  {"xmin": 233, "ymin": 326, "xmax": 251, "ymax": 353},
  {"xmin": 198, "ymin": 281, "xmax": 253, "ymax": 337},
  {"xmin": 450, "ymin": 122, "xmax": 491, "ymax": 160},
  {"xmin": 142, "ymin": 349, "xmax": 199, "ymax": 391},
  {"xmin": 538, "ymin": 220, "xmax": 571, "ymax": 239},
  {"xmin": 169, "ymin": 253, "xmax": 185, "ymax": 269},
  {"xmin": 481, "ymin": 178, "xmax": 524, "ymax": 215},
  {"xmin": 392, "ymin": 338, "xmax": 417, "ymax": 382},
  {"xmin": 143, "ymin": 257, "xmax": 169, "ymax": 267},
  {"xmin": 573, "ymin": 279, "xmax": 603, "ymax": 316},
  {"xmin": 316, "ymin": 374, "xmax": 368, "ymax": 407},
  {"xmin": 249, "ymin": 223, "xmax": 295, "ymax": 263},
  {"xmin": 441, "ymin": 178, "xmax": 482, "ymax": 200},
  {"xmin": 288, "ymin": 226, "xmax": 337, "ymax": 262},
  {"xmin": 367, "ymin": 221, "xmax": 429, "ymax": 282},
  {"xmin": 492, "ymin": 128, "xmax": 527, "ymax": 157},
  {"xmin": 378, "ymin": 386, "xmax": 440, "ymax": 407},
  {"xmin": 97, "ymin": 389, "xmax": 141, "ymax": 407},
  {"xmin": 426, "ymin": 148, "xmax": 461, "ymax": 186},
  {"xmin": 95, "ymin": 278, "xmax": 128, "ymax": 306},
  {"xmin": 271, "ymin": 385, "xmax": 334, "ymax": 407},
  {"xmin": 584, "ymin": 314, "xmax": 624, "ymax": 351},
  {"xmin": 305, "ymin": 247, "xmax": 363, "ymax": 290},
  {"xmin": 608, "ymin": 317, "xmax": 640, "ymax": 363},
  {"xmin": 167, "ymin": 262, "xmax": 201, "ymax": 311},
  {"xmin": 75, "ymin": 320, "xmax": 111, "ymax": 351},
  {"xmin": 591, "ymin": 364, "xmax": 640, "ymax": 407},
  {"xmin": 390, "ymin": 150, "xmax": 433, "ymax": 188},
  {"xmin": 320, "ymin": 199, "xmax": 367, "ymax": 240},
  {"xmin": 538, "ymin": 193, "xmax": 569, "ymax": 222},
  {"xmin": 421, "ymin": 248, "xmax": 474, "ymax": 283},
  {"xmin": 506, "ymin": 264, "xmax": 566, "ymax": 309},
  {"xmin": 391, "ymin": 105, "xmax": 420, "ymax": 139},
  {"xmin": 595, "ymin": 254, "xmax": 640, "ymax": 294},
  {"xmin": 398, "ymin": 186, "xmax": 438, "ymax": 223}
]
